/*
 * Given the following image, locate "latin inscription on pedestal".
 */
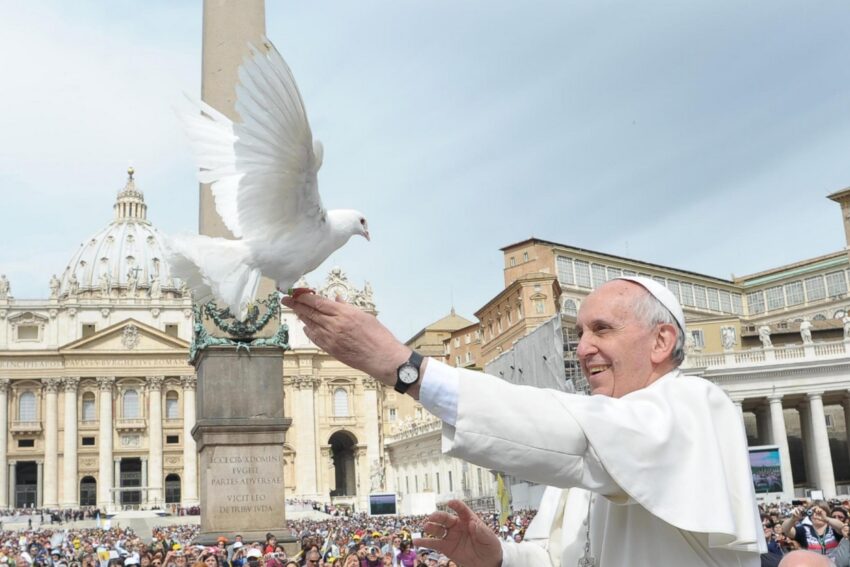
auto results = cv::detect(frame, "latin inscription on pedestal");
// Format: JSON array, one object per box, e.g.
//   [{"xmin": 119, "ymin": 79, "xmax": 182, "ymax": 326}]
[{"xmin": 201, "ymin": 444, "xmax": 285, "ymax": 533}]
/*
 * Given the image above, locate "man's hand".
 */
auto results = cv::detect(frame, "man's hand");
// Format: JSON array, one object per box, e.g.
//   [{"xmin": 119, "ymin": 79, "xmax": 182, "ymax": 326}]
[
  {"xmin": 281, "ymin": 293, "xmax": 411, "ymax": 387},
  {"xmin": 413, "ymin": 500, "xmax": 503, "ymax": 567}
]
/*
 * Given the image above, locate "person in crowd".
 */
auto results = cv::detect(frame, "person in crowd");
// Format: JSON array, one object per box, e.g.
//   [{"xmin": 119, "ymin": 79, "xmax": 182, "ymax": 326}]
[{"xmin": 781, "ymin": 501, "xmax": 845, "ymax": 557}]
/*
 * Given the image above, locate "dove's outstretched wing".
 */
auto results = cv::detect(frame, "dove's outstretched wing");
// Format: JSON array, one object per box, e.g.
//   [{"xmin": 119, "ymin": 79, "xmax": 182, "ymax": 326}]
[{"xmin": 180, "ymin": 38, "xmax": 325, "ymax": 241}]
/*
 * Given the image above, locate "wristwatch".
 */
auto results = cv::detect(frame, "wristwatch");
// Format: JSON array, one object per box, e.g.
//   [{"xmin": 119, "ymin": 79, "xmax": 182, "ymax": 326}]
[{"xmin": 394, "ymin": 351, "xmax": 424, "ymax": 394}]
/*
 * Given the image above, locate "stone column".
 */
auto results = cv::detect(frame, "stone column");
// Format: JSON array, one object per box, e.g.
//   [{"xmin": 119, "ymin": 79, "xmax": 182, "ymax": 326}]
[
  {"xmin": 7, "ymin": 462, "xmax": 14, "ymax": 508},
  {"xmin": 294, "ymin": 377, "xmax": 318, "ymax": 497},
  {"xmin": 320, "ymin": 446, "xmax": 333, "ymax": 499},
  {"xmin": 731, "ymin": 397, "xmax": 744, "ymax": 423},
  {"xmin": 799, "ymin": 401, "xmax": 816, "ymax": 487},
  {"xmin": 0, "ymin": 379, "xmax": 9, "ymax": 509},
  {"xmin": 114, "ymin": 458, "xmax": 121, "ymax": 507},
  {"xmin": 96, "ymin": 377, "xmax": 114, "ymax": 509},
  {"xmin": 807, "ymin": 392, "xmax": 836, "ymax": 497},
  {"xmin": 767, "ymin": 394, "xmax": 795, "ymax": 500},
  {"xmin": 42, "ymin": 378, "xmax": 61, "ymax": 508},
  {"xmin": 356, "ymin": 444, "xmax": 368, "ymax": 508},
  {"xmin": 36, "ymin": 460, "xmax": 43, "ymax": 508},
  {"xmin": 147, "ymin": 376, "xmax": 164, "ymax": 507},
  {"xmin": 181, "ymin": 376, "xmax": 199, "ymax": 506},
  {"xmin": 141, "ymin": 457, "xmax": 148, "ymax": 506},
  {"xmin": 756, "ymin": 405, "xmax": 773, "ymax": 445},
  {"xmin": 61, "ymin": 377, "xmax": 80, "ymax": 508},
  {"xmin": 362, "ymin": 378, "xmax": 381, "ymax": 492}
]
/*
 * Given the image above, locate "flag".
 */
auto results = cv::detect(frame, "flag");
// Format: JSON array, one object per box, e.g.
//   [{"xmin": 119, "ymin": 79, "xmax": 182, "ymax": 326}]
[{"xmin": 496, "ymin": 472, "xmax": 511, "ymax": 526}]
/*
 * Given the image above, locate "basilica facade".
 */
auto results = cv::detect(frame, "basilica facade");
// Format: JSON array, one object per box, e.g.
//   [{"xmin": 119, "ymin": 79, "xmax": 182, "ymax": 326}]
[{"xmin": 0, "ymin": 170, "xmax": 417, "ymax": 512}]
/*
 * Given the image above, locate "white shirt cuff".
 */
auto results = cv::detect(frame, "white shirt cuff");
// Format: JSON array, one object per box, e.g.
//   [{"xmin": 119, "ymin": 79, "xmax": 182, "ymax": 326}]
[{"xmin": 419, "ymin": 358, "xmax": 459, "ymax": 426}]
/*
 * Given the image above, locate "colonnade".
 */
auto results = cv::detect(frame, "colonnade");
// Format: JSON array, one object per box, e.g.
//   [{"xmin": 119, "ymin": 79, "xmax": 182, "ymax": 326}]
[{"xmin": 0, "ymin": 375, "xmax": 199, "ymax": 509}]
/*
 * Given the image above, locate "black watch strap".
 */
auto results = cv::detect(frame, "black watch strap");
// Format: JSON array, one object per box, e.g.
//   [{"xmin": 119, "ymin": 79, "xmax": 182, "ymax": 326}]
[{"xmin": 394, "ymin": 351, "xmax": 424, "ymax": 394}]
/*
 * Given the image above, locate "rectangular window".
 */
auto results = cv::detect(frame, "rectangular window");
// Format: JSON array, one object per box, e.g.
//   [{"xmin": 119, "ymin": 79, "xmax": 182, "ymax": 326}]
[
  {"xmin": 556, "ymin": 256, "xmax": 574, "ymax": 286},
  {"xmin": 165, "ymin": 324, "xmax": 178, "ymax": 337},
  {"xmin": 509, "ymin": 257, "xmax": 516, "ymax": 267},
  {"xmin": 17, "ymin": 439, "xmax": 34, "ymax": 448},
  {"xmin": 732, "ymin": 294, "xmax": 744, "ymax": 315},
  {"xmin": 448, "ymin": 471, "xmax": 453, "ymax": 492},
  {"xmin": 785, "ymin": 282, "xmax": 804, "ymax": 306},
  {"xmin": 81, "ymin": 437, "xmax": 95, "ymax": 447},
  {"xmin": 622, "ymin": 270, "xmax": 637, "ymax": 277},
  {"xmin": 82, "ymin": 397, "xmax": 96, "ymax": 422},
  {"xmin": 523, "ymin": 251, "xmax": 529, "ymax": 262},
  {"xmin": 826, "ymin": 271, "xmax": 848, "ymax": 297},
  {"xmin": 606, "ymin": 267, "xmax": 622, "ymax": 280},
  {"xmin": 388, "ymin": 408, "xmax": 397, "ymax": 421},
  {"xmin": 667, "ymin": 280, "xmax": 680, "ymax": 301},
  {"xmin": 765, "ymin": 286, "xmax": 784, "ymax": 311},
  {"xmin": 694, "ymin": 285, "xmax": 708, "ymax": 309},
  {"xmin": 454, "ymin": 337, "xmax": 460, "ymax": 347},
  {"xmin": 719, "ymin": 291, "xmax": 733, "ymax": 313},
  {"xmin": 166, "ymin": 435, "xmax": 179, "ymax": 444},
  {"xmin": 680, "ymin": 283, "xmax": 695, "ymax": 307},
  {"xmin": 574, "ymin": 261, "xmax": 591, "ymax": 288},
  {"xmin": 436, "ymin": 473, "xmax": 441, "ymax": 494},
  {"xmin": 455, "ymin": 355, "xmax": 461, "ymax": 366},
  {"xmin": 747, "ymin": 291, "xmax": 765, "ymax": 315},
  {"xmin": 17, "ymin": 326, "xmax": 38, "ymax": 340},
  {"xmin": 82, "ymin": 324, "xmax": 96, "ymax": 338},
  {"xmin": 653, "ymin": 276, "xmax": 666, "ymax": 287},
  {"xmin": 805, "ymin": 276, "xmax": 826, "ymax": 302},
  {"xmin": 591, "ymin": 264, "xmax": 607, "ymax": 289},
  {"xmin": 465, "ymin": 351, "xmax": 472, "ymax": 363},
  {"xmin": 707, "ymin": 288, "xmax": 720, "ymax": 311}
]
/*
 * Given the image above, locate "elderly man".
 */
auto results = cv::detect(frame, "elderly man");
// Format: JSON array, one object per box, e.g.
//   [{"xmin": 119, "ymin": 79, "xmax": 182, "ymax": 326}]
[{"xmin": 283, "ymin": 277, "xmax": 764, "ymax": 566}]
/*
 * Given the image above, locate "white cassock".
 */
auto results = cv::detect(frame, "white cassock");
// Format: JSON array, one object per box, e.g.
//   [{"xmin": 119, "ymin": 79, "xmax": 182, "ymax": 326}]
[{"xmin": 419, "ymin": 361, "xmax": 766, "ymax": 567}]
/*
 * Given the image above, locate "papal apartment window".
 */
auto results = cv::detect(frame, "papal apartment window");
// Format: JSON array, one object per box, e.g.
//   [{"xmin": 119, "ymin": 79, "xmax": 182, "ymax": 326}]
[
  {"xmin": 510, "ymin": 257, "xmax": 516, "ymax": 267},
  {"xmin": 388, "ymin": 408, "xmax": 397, "ymax": 422},
  {"xmin": 805, "ymin": 276, "xmax": 826, "ymax": 302},
  {"xmin": 523, "ymin": 251, "xmax": 529, "ymax": 262}
]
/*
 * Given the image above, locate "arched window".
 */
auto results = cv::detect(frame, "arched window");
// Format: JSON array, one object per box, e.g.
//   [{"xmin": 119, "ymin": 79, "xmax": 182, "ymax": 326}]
[
  {"xmin": 562, "ymin": 299, "xmax": 577, "ymax": 317},
  {"xmin": 333, "ymin": 388, "xmax": 349, "ymax": 417},
  {"xmin": 81, "ymin": 392, "xmax": 96, "ymax": 422},
  {"xmin": 19, "ymin": 392, "xmax": 36, "ymax": 422},
  {"xmin": 165, "ymin": 474, "xmax": 181, "ymax": 504},
  {"xmin": 123, "ymin": 389, "xmax": 140, "ymax": 419},
  {"xmin": 165, "ymin": 390, "xmax": 179, "ymax": 419}
]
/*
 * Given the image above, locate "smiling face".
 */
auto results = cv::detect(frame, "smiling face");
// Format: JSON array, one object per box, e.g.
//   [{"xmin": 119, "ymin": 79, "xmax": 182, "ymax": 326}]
[{"xmin": 576, "ymin": 280, "xmax": 677, "ymax": 398}]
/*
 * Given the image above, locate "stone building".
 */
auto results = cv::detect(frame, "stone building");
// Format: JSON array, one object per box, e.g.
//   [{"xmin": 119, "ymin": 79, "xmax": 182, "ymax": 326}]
[{"xmin": 0, "ymin": 170, "xmax": 399, "ymax": 513}]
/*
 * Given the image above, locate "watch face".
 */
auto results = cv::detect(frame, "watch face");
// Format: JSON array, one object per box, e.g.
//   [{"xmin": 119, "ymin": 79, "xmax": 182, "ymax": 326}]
[{"xmin": 399, "ymin": 363, "xmax": 419, "ymax": 384}]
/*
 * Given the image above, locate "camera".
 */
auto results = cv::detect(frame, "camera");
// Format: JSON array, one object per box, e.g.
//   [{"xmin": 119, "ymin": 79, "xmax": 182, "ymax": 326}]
[{"xmin": 806, "ymin": 508, "xmax": 815, "ymax": 517}]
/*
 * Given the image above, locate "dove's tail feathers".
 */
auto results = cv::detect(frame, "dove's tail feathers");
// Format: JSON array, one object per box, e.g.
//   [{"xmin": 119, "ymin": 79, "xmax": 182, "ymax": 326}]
[
  {"xmin": 175, "ymin": 95, "xmax": 244, "ymax": 239},
  {"xmin": 163, "ymin": 234, "xmax": 260, "ymax": 321}
]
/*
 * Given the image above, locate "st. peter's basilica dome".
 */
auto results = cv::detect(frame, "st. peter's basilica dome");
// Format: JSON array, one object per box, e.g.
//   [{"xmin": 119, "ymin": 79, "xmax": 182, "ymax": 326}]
[{"xmin": 58, "ymin": 168, "xmax": 184, "ymax": 299}]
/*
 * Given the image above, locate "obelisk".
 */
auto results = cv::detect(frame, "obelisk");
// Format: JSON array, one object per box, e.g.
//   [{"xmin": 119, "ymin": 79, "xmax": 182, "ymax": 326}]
[{"xmin": 193, "ymin": 0, "xmax": 293, "ymax": 547}]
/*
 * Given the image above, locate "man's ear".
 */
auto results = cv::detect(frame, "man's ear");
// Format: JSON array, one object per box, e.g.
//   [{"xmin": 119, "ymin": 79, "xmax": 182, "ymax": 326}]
[{"xmin": 650, "ymin": 323, "xmax": 678, "ymax": 364}]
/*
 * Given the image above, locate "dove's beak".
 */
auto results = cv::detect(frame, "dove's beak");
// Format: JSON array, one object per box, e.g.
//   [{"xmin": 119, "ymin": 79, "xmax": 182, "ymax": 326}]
[{"xmin": 364, "ymin": 230, "xmax": 371, "ymax": 241}]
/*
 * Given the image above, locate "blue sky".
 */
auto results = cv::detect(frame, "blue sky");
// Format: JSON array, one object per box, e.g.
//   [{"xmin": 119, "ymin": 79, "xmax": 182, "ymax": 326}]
[{"xmin": 1, "ymin": 1, "xmax": 849, "ymax": 340}]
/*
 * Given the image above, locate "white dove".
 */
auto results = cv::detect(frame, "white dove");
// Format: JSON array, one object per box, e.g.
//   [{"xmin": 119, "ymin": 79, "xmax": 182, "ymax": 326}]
[{"xmin": 166, "ymin": 38, "xmax": 370, "ymax": 319}]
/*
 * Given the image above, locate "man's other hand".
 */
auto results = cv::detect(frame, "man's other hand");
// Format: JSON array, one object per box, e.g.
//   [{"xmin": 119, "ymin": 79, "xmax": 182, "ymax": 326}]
[{"xmin": 414, "ymin": 500, "xmax": 503, "ymax": 567}]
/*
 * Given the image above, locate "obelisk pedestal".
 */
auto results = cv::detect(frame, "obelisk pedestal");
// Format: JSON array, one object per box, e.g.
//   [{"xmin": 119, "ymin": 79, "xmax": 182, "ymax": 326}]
[{"xmin": 192, "ymin": 347, "xmax": 294, "ymax": 546}]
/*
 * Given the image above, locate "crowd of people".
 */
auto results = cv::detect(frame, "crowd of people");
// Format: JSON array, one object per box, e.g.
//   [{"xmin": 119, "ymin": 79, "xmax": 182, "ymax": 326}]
[
  {"xmin": 761, "ymin": 499, "xmax": 850, "ymax": 566},
  {"xmin": 0, "ymin": 506, "xmax": 537, "ymax": 567}
]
